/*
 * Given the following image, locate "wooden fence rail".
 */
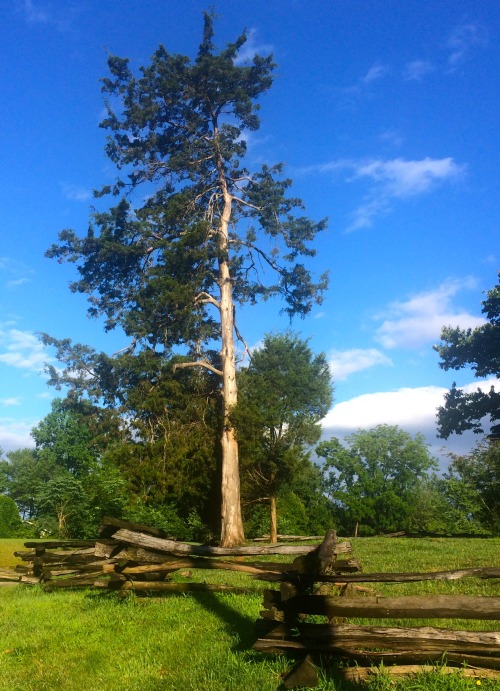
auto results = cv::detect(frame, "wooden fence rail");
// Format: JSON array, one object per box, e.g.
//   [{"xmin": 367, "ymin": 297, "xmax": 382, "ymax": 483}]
[
  {"xmin": 10, "ymin": 517, "xmax": 354, "ymax": 596},
  {"xmin": 9, "ymin": 519, "xmax": 500, "ymax": 687},
  {"xmin": 253, "ymin": 530, "xmax": 500, "ymax": 688}
]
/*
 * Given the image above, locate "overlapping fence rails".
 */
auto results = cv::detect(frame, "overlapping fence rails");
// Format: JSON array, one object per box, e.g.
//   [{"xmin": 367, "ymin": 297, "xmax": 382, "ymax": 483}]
[
  {"xmin": 11, "ymin": 518, "xmax": 357, "ymax": 596},
  {"xmin": 253, "ymin": 531, "xmax": 500, "ymax": 688}
]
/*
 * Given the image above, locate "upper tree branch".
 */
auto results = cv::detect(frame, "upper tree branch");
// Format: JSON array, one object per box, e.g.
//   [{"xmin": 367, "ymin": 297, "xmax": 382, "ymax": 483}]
[
  {"xmin": 173, "ymin": 360, "xmax": 223, "ymax": 377},
  {"xmin": 194, "ymin": 291, "xmax": 221, "ymax": 309}
]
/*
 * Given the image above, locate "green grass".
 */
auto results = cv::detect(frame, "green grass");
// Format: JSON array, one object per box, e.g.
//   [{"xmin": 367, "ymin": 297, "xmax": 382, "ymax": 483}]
[
  {"xmin": 1, "ymin": 537, "xmax": 499, "ymax": 690},
  {"xmin": 0, "ymin": 539, "xmax": 25, "ymax": 569}
]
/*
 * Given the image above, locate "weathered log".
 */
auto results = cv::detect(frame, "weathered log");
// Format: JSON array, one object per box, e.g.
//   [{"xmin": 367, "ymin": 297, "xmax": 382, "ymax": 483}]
[
  {"xmin": 254, "ymin": 535, "xmax": 324, "ymax": 542},
  {"xmin": 343, "ymin": 665, "xmax": 500, "ymax": 682},
  {"xmin": 112, "ymin": 528, "xmax": 348, "ymax": 557},
  {"xmin": 0, "ymin": 569, "xmax": 21, "ymax": 582},
  {"xmin": 253, "ymin": 622, "xmax": 500, "ymax": 654},
  {"xmin": 43, "ymin": 560, "xmax": 118, "ymax": 579},
  {"xmin": 263, "ymin": 592, "xmax": 500, "ymax": 620},
  {"xmin": 29, "ymin": 550, "xmax": 102, "ymax": 566},
  {"xmin": 94, "ymin": 579, "xmax": 253, "ymax": 593},
  {"xmin": 23, "ymin": 540, "xmax": 97, "ymax": 549},
  {"xmin": 265, "ymin": 566, "xmax": 500, "ymax": 584},
  {"xmin": 43, "ymin": 573, "xmax": 106, "ymax": 589},
  {"xmin": 120, "ymin": 557, "xmax": 278, "ymax": 576},
  {"xmin": 19, "ymin": 575, "xmax": 41, "ymax": 585},
  {"xmin": 98, "ymin": 515, "xmax": 168, "ymax": 539},
  {"xmin": 94, "ymin": 540, "xmax": 121, "ymax": 559}
]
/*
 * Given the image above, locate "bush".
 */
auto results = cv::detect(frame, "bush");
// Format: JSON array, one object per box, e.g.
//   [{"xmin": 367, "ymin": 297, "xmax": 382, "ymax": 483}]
[
  {"xmin": 0, "ymin": 494, "xmax": 23, "ymax": 537},
  {"xmin": 123, "ymin": 501, "xmax": 191, "ymax": 540}
]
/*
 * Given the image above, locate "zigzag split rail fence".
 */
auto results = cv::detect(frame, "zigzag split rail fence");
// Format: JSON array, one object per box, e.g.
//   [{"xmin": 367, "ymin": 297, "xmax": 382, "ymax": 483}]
[
  {"xmin": 5, "ymin": 518, "xmax": 500, "ymax": 687},
  {"xmin": 254, "ymin": 530, "xmax": 500, "ymax": 687}
]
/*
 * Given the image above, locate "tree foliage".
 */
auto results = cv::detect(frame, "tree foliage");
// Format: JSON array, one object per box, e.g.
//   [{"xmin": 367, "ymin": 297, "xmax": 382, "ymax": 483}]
[
  {"xmin": 317, "ymin": 425, "xmax": 437, "ymax": 535},
  {"xmin": 435, "ymin": 273, "xmax": 500, "ymax": 438},
  {"xmin": 443, "ymin": 441, "xmax": 500, "ymax": 534},
  {"xmin": 0, "ymin": 494, "xmax": 23, "ymax": 538},
  {"xmin": 43, "ymin": 12, "xmax": 328, "ymax": 545},
  {"xmin": 234, "ymin": 332, "xmax": 332, "ymax": 540}
]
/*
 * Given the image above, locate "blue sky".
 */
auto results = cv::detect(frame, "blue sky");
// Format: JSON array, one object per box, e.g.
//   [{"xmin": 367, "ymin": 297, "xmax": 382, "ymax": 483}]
[{"xmin": 0, "ymin": 0, "xmax": 498, "ymax": 465}]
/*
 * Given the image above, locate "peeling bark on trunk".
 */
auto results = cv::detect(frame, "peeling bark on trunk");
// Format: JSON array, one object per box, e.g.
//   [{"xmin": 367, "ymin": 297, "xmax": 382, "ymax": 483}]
[
  {"xmin": 270, "ymin": 495, "xmax": 278, "ymax": 544},
  {"xmin": 216, "ymin": 135, "xmax": 245, "ymax": 547}
]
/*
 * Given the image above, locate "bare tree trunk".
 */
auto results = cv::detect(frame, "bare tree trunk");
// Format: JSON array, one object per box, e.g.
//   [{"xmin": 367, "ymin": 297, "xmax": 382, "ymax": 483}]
[
  {"xmin": 270, "ymin": 494, "xmax": 278, "ymax": 544},
  {"xmin": 216, "ymin": 134, "xmax": 245, "ymax": 547}
]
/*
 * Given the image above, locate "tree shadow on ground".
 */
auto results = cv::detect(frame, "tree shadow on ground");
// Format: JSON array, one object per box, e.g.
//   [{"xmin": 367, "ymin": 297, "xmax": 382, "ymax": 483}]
[{"xmin": 190, "ymin": 590, "xmax": 258, "ymax": 651}]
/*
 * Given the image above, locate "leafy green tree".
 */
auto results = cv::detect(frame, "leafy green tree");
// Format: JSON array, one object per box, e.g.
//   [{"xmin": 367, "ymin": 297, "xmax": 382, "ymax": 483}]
[
  {"xmin": 235, "ymin": 332, "xmax": 332, "ymax": 542},
  {"xmin": 35, "ymin": 472, "xmax": 89, "ymax": 538},
  {"xmin": 43, "ymin": 14, "xmax": 327, "ymax": 546},
  {"xmin": 435, "ymin": 273, "xmax": 500, "ymax": 438},
  {"xmin": 317, "ymin": 425, "xmax": 438, "ymax": 535},
  {"xmin": 31, "ymin": 398, "xmax": 98, "ymax": 475},
  {"xmin": 0, "ymin": 494, "xmax": 23, "ymax": 538},
  {"xmin": 0, "ymin": 401, "xmax": 125, "ymax": 537},
  {"xmin": 39, "ymin": 348, "xmax": 222, "ymax": 536},
  {"xmin": 2, "ymin": 448, "xmax": 52, "ymax": 520},
  {"xmin": 443, "ymin": 441, "xmax": 500, "ymax": 534}
]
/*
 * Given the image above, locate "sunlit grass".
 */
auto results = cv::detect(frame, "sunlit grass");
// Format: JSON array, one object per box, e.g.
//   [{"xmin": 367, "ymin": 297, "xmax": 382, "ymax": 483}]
[
  {"xmin": 0, "ymin": 537, "xmax": 499, "ymax": 689},
  {"xmin": 0, "ymin": 539, "xmax": 25, "ymax": 569}
]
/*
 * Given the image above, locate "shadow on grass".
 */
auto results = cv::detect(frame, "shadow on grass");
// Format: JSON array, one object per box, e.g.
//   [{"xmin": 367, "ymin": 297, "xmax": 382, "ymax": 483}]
[{"xmin": 190, "ymin": 590, "xmax": 257, "ymax": 651}]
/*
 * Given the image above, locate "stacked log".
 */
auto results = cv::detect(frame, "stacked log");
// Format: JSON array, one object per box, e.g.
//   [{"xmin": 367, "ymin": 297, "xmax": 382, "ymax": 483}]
[
  {"xmin": 253, "ymin": 531, "xmax": 500, "ymax": 687},
  {"xmin": 13, "ymin": 518, "xmax": 355, "ymax": 596}
]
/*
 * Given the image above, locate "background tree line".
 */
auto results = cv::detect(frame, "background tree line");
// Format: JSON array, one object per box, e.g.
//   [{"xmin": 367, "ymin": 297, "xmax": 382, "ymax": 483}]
[{"xmin": 1, "ymin": 300, "xmax": 499, "ymax": 539}]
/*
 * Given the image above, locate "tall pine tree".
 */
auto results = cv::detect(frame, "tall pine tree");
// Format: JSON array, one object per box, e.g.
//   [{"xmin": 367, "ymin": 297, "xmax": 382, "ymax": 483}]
[{"xmin": 44, "ymin": 13, "xmax": 328, "ymax": 545}]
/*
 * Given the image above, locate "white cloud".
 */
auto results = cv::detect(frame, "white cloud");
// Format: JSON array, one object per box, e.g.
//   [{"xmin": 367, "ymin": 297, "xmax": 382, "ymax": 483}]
[
  {"xmin": 0, "ymin": 397, "xmax": 22, "ymax": 406},
  {"xmin": 234, "ymin": 29, "xmax": 273, "ymax": 65},
  {"xmin": 300, "ymin": 157, "xmax": 464, "ymax": 231},
  {"xmin": 403, "ymin": 60, "xmax": 434, "ymax": 81},
  {"xmin": 321, "ymin": 379, "xmax": 497, "ymax": 467},
  {"xmin": 19, "ymin": 0, "xmax": 49, "ymax": 24},
  {"xmin": 17, "ymin": 0, "xmax": 78, "ymax": 31},
  {"xmin": 374, "ymin": 278, "xmax": 485, "ymax": 349},
  {"xmin": 361, "ymin": 63, "xmax": 388, "ymax": 84},
  {"xmin": 7, "ymin": 277, "xmax": 30, "ymax": 289},
  {"xmin": 329, "ymin": 348, "xmax": 392, "ymax": 381},
  {"xmin": 0, "ymin": 417, "xmax": 35, "ymax": 453},
  {"xmin": 0, "ymin": 328, "xmax": 51, "ymax": 372},
  {"xmin": 322, "ymin": 385, "xmax": 445, "ymax": 432},
  {"xmin": 61, "ymin": 182, "xmax": 91, "ymax": 202},
  {"xmin": 0, "ymin": 256, "xmax": 34, "ymax": 288},
  {"xmin": 354, "ymin": 157, "xmax": 464, "ymax": 198},
  {"xmin": 446, "ymin": 22, "xmax": 488, "ymax": 67}
]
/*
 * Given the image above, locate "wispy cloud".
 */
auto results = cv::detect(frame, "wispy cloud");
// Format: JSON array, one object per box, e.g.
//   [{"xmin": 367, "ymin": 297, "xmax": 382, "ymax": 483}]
[
  {"xmin": 234, "ymin": 29, "xmax": 273, "ymax": 65},
  {"xmin": 0, "ymin": 257, "xmax": 33, "ymax": 289},
  {"xmin": 353, "ymin": 157, "xmax": 464, "ymax": 198},
  {"xmin": 374, "ymin": 278, "xmax": 485, "ymax": 349},
  {"xmin": 0, "ymin": 397, "xmax": 22, "ymax": 406},
  {"xmin": 16, "ymin": 0, "xmax": 78, "ymax": 31},
  {"xmin": 446, "ymin": 21, "xmax": 488, "ymax": 68},
  {"xmin": 61, "ymin": 182, "xmax": 92, "ymax": 202},
  {"xmin": 361, "ymin": 63, "xmax": 388, "ymax": 84},
  {"xmin": 19, "ymin": 0, "xmax": 49, "ymax": 24},
  {"xmin": 0, "ymin": 328, "xmax": 52, "ymax": 372},
  {"xmin": 329, "ymin": 348, "xmax": 392, "ymax": 381},
  {"xmin": 342, "ymin": 62, "xmax": 389, "ymax": 98},
  {"xmin": 403, "ymin": 60, "xmax": 434, "ymax": 81},
  {"xmin": 0, "ymin": 417, "xmax": 36, "ymax": 453},
  {"xmin": 302, "ymin": 156, "xmax": 465, "ymax": 231}
]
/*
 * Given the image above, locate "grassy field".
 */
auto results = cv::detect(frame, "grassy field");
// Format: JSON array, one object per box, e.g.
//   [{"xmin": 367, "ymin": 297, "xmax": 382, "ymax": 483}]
[{"xmin": 1, "ymin": 537, "xmax": 499, "ymax": 690}]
